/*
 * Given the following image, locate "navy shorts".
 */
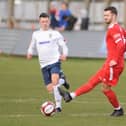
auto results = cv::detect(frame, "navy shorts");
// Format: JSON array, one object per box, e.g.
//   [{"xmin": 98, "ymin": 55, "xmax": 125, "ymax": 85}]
[{"xmin": 41, "ymin": 62, "xmax": 61, "ymax": 85}]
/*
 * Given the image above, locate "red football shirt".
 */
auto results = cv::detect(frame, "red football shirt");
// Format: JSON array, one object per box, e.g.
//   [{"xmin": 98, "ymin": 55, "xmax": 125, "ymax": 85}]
[{"xmin": 105, "ymin": 23, "xmax": 126, "ymax": 67}]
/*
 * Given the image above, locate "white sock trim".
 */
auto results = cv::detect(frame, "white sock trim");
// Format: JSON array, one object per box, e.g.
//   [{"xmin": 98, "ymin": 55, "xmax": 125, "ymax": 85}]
[
  {"xmin": 53, "ymin": 85, "xmax": 62, "ymax": 108},
  {"xmin": 115, "ymin": 106, "xmax": 121, "ymax": 110},
  {"xmin": 58, "ymin": 78, "xmax": 65, "ymax": 86},
  {"xmin": 70, "ymin": 92, "xmax": 76, "ymax": 99}
]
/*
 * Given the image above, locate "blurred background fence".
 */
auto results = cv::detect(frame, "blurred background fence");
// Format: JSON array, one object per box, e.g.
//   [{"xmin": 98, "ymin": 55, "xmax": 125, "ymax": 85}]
[
  {"xmin": 0, "ymin": 28, "xmax": 106, "ymax": 58},
  {"xmin": 0, "ymin": 0, "xmax": 126, "ymax": 58},
  {"xmin": 0, "ymin": 0, "xmax": 126, "ymax": 30}
]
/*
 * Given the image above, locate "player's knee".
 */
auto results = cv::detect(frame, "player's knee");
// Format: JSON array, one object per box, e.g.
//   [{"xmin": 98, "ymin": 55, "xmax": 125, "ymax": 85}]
[
  {"xmin": 51, "ymin": 74, "xmax": 59, "ymax": 85},
  {"xmin": 101, "ymin": 83, "xmax": 111, "ymax": 92},
  {"xmin": 51, "ymin": 81, "xmax": 58, "ymax": 86}
]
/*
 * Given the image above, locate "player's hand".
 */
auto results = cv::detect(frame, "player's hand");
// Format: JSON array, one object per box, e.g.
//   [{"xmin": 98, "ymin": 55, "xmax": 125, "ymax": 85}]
[
  {"xmin": 60, "ymin": 55, "xmax": 67, "ymax": 61},
  {"xmin": 109, "ymin": 60, "xmax": 117, "ymax": 67},
  {"xmin": 27, "ymin": 54, "xmax": 32, "ymax": 60},
  {"xmin": 47, "ymin": 84, "xmax": 53, "ymax": 92}
]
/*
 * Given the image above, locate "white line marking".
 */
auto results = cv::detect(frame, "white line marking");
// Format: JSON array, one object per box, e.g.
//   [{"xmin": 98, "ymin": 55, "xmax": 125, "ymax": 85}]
[
  {"xmin": 0, "ymin": 98, "xmax": 126, "ymax": 105},
  {"xmin": 0, "ymin": 98, "xmax": 39, "ymax": 103},
  {"xmin": 0, "ymin": 114, "xmax": 40, "ymax": 118},
  {"xmin": 70, "ymin": 113, "xmax": 109, "ymax": 117},
  {"xmin": 72, "ymin": 100, "xmax": 126, "ymax": 105},
  {"xmin": 0, "ymin": 113, "xmax": 109, "ymax": 118},
  {"xmin": 1, "ymin": 112, "xmax": 125, "ymax": 118}
]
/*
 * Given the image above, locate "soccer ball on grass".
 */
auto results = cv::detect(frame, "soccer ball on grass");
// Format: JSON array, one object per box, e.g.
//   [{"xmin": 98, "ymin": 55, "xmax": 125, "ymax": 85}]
[{"xmin": 40, "ymin": 101, "xmax": 55, "ymax": 117}]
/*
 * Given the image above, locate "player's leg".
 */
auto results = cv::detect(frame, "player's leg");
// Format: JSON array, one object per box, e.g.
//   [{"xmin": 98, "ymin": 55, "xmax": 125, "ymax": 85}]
[
  {"xmin": 101, "ymin": 83, "xmax": 124, "ymax": 116},
  {"xmin": 50, "ymin": 62, "xmax": 63, "ymax": 112},
  {"xmin": 59, "ymin": 70, "xmax": 70, "ymax": 89},
  {"xmin": 101, "ymin": 67, "xmax": 124, "ymax": 116},
  {"xmin": 51, "ymin": 73, "xmax": 62, "ymax": 112},
  {"xmin": 46, "ymin": 70, "xmax": 69, "ymax": 91},
  {"xmin": 58, "ymin": 71, "xmax": 101, "ymax": 102},
  {"xmin": 41, "ymin": 64, "xmax": 62, "ymax": 112}
]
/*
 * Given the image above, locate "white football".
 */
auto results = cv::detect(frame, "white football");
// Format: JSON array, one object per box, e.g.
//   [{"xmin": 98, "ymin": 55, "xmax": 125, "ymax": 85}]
[{"xmin": 40, "ymin": 101, "xmax": 55, "ymax": 117}]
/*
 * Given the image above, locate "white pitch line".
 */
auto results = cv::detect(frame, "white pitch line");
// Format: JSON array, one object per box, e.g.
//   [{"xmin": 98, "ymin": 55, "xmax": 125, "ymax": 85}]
[
  {"xmin": 0, "ymin": 98, "xmax": 126, "ymax": 105},
  {"xmin": 0, "ymin": 98, "xmax": 39, "ymax": 103},
  {"xmin": 0, "ymin": 112, "xmax": 119, "ymax": 118},
  {"xmin": 0, "ymin": 113, "xmax": 109, "ymax": 118},
  {"xmin": 0, "ymin": 114, "xmax": 40, "ymax": 118},
  {"xmin": 69, "ymin": 113, "xmax": 109, "ymax": 117},
  {"xmin": 72, "ymin": 100, "xmax": 126, "ymax": 105},
  {"xmin": 0, "ymin": 109, "xmax": 124, "ymax": 119},
  {"xmin": 70, "ymin": 111, "xmax": 126, "ymax": 117}
]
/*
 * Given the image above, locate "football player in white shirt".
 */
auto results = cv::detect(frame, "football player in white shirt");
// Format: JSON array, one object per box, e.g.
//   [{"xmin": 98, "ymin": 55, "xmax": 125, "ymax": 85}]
[{"xmin": 27, "ymin": 12, "xmax": 69, "ymax": 112}]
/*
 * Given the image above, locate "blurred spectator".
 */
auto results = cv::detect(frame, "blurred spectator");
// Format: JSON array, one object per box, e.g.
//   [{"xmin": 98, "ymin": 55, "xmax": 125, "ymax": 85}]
[
  {"xmin": 80, "ymin": 9, "xmax": 89, "ymax": 30},
  {"xmin": 49, "ymin": 1, "xmax": 59, "ymax": 29},
  {"xmin": 7, "ymin": 16, "xmax": 16, "ymax": 29},
  {"xmin": 7, "ymin": 16, "xmax": 20, "ymax": 29},
  {"xmin": 57, "ymin": 1, "xmax": 77, "ymax": 31}
]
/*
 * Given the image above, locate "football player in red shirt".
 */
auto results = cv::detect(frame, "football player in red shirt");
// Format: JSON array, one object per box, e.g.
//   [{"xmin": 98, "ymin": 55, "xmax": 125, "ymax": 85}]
[{"xmin": 58, "ymin": 6, "xmax": 126, "ymax": 117}]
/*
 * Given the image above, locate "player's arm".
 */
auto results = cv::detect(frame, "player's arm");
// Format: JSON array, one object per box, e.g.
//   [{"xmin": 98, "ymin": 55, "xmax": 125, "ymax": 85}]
[
  {"xmin": 122, "ymin": 28, "xmax": 126, "ymax": 38},
  {"xmin": 60, "ymin": 55, "xmax": 67, "ymax": 61},
  {"xmin": 109, "ymin": 60, "xmax": 117, "ymax": 67},
  {"xmin": 59, "ymin": 41, "xmax": 68, "ymax": 61},
  {"xmin": 59, "ymin": 37, "xmax": 68, "ymax": 61},
  {"xmin": 57, "ymin": 33, "xmax": 68, "ymax": 61},
  {"xmin": 110, "ymin": 29, "xmax": 125, "ymax": 66},
  {"xmin": 27, "ymin": 33, "xmax": 36, "ymax": 60}
]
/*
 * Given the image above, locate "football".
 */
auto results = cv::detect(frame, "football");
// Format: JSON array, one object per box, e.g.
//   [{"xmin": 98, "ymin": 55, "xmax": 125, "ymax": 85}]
[{"xmin": 40, "ymin": 101, "xmax": 55, "ymax": 117}]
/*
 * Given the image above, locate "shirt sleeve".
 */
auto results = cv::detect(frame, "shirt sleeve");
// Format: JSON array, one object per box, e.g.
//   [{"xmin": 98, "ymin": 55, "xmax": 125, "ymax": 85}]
[
  {"xmin": 122, "ymin": 28, "xmax": 126, "ymax": 39},
  {"xmin": 27, "ymin": 32, "xmax": 36, "ymax": 55},
  {"xmin": 56, "ymin": 32, "xmax": 68, "ymax": 56},
  {"xmin": 111, "ymin": 27, "xmax": 125, "ymax": 62}
]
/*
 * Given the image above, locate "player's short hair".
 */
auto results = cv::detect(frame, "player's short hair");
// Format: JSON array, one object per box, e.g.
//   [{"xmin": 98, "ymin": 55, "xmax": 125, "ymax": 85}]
[
  {"xmin": 104, "ymin": 6, "xmax": 118, "ymax": 15},
  {"xmin": 39, "ymin": 12, "xmax": 49, "ymax": 18},
  {"xmin": 61, "ymin": 1, "xmax": 69, "ymax": 8}
]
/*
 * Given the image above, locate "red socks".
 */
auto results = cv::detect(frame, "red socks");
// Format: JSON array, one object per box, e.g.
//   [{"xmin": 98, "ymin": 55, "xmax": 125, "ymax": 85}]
[{"xmin": 103, "ymin": 89, "xmax": 120, "ymax": 108}]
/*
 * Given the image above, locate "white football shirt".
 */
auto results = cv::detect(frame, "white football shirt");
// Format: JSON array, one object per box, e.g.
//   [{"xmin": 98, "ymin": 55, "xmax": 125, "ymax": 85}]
[{"xmin": 27, "ymin": 29, "xmax": 68, "ymax": 68}]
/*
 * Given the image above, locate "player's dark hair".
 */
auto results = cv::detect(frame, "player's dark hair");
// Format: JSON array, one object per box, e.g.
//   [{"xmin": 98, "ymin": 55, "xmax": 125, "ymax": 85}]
[
  {"xmin": 39, "ymin": 12, "xmax": 49, "ymax": 18},
  {"xmin": 104, "ymin": 6, "xmax": 118, "ymax": 15},
  {"xmin": 62, "ymin": 1, "xmax": 69, "ymax": 8}
]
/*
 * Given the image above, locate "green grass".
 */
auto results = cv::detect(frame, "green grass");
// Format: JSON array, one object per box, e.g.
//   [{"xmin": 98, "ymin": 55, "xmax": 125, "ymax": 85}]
[{"xmin": 0, "ymin": 55, "xmax": 126, "ymax": 126}]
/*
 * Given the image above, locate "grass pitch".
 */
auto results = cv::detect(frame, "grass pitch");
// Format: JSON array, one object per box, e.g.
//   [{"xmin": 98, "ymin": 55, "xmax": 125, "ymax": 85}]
[{"xmin": 0, "ymin": 55, "xmax": 126, "ymax": 126}]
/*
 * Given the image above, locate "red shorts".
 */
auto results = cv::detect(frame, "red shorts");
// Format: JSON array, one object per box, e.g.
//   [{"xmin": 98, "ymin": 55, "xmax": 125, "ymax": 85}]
[{"xmin": 96, "ymin": 66, "xmax": 124, "ymax": 86}]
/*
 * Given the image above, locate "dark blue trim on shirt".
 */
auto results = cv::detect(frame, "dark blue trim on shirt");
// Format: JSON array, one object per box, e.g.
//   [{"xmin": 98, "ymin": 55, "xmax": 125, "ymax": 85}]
[{"xmin": 39, "ymin": 41, "xmax": 50, "ymax": 44}]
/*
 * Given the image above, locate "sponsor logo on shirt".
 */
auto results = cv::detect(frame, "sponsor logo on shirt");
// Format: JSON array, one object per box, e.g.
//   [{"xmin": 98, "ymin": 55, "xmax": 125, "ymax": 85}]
[{"xmin": 39, "ymin": 41, "xmax": 50, "ymax": 44}]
